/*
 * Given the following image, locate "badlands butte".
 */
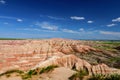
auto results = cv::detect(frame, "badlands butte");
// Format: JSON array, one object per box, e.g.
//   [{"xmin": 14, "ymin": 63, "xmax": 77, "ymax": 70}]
[{"xmin": 0, "ymin": 38, "xmax": 120, "ymax": 80}]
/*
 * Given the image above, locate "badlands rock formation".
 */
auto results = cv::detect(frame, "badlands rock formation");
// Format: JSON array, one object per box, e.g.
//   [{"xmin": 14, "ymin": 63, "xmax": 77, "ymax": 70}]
[
  {"xmin": 0, "ymin": 39, "xmax": 97, "ymax": 73},
  {"xmin": 0, "ymin": 38, "xmax": 120, "ymax": 80},
  {"xmin": 33, "ymin": 54, "xmax": 113, "ymax": 75},
  {"xmin": 0, "ymin": 39, "xmax": 96, "ymax": 54}
]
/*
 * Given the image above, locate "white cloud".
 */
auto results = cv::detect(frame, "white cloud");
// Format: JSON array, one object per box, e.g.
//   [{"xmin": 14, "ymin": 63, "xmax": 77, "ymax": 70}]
[
  {"xmin": 0, "ymin": 0, "xmax": 6, "ymax": 4},
  {"xmin": 21, "ymin": 28, "xmax": 41, "ymax": 31},
  {"xmin": 112, "ymin": 17, "xmax": 120, "ymax": 22},
  {"xmin": 100, "ymin": 31, "xmax": 120, "ymax": 36},
  {"xmin": 87, "ymin": 21, "xmax": 93, "ymax": 23},
  {"xmin": 18, "ymin": 28, "xmax": 59, "ymax": 33},
  {"xmin": 106, "ymin": 23, "xmax": 116, "ymax": 27},
  {"xmin": 47, "ymin": 16, "xmax": 65, "ymax": 20},
  {"xmin": 40, "ymin": 15, "xmax": 65, "ymax": 20},
  {"xmin": 17, "ymin": 19, "xmax": 23, "ymax": 22},
  {"xmin": 0, "ymin": 16, "xmax": 15, "ymax": 19},
  {"xmin": 0, "ymin": 16, "xmax": 23, "ymax": 22},
  {"xmin": 35, "ymin": 22, "xmax": 58, "ymax": 31},
  {"xmin": 79, "ymin": 28, "xmax": 84, "ymax": 31},
  {"xmin": 61, "ymin": 29, "xmax": 98, "ymax": 35},
  {"xmin": 70, "ymin": 16, "xmax": 85, "ymax": 20},
  {"xmin": 62, "ymin": 29, "xmax": 79, "ymax": 33}
]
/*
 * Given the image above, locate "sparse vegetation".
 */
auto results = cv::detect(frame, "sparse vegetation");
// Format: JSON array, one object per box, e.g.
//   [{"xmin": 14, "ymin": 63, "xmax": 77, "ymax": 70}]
[
  {"xmin": 74, "ymin": 40, "xmax": 120, "ymax": 68},
  {"xmin": 93, "ymin": 41, "xmax": 120, "ymax": 51},
  {"xmin": 88, "ymin": 74, "xmax": 120, "ymax": 80},
  {"xmin": 21, "ymin": 74, "xmax": 31, "ymax": 80},
  {"xmin": 21, "ymin": 65, "xmax": 58, "ymax": 80},
  {"xmin": 88, "ymin": 74, "xmax": 107, "ymax": 80},
  {"xmin": 6, "ymin": 74, "xmax": 11, "ymax": 78},
  {"xmin": 0, "ymin": 69, "xmax": 24, "ymax": 77},
  {"xmin": 109, "ymin": 57, "xmax": 120, "ymax": 68},
  {"xmin": 39, "ymin": 65, "xmax": 58, "ymax": 74},
  {"xmin": 69, "ymin": 68, "xmax": 89, "ymax": 80},
  {"xmin": 0, "ymin": 40, "xmax": 120, "ymax": 80},
  {"xmin": 0, "ymin": 66, "xmax": 58, "ymax": 80},
  {"xmin": 107, "ymin": 74, "xmax": 120, "ymax": 80}
]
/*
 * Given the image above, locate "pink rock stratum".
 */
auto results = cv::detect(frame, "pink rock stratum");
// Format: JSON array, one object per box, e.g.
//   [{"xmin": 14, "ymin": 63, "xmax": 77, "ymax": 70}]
[{"xmin": 0, "ymin": 39, "xmax": 120, "ymax": 80}]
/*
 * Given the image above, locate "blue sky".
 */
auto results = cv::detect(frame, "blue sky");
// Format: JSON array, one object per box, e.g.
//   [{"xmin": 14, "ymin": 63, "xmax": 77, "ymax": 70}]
[{"xmin": 0, "ymin": 0, "xmax": 120, "ymax": 40}]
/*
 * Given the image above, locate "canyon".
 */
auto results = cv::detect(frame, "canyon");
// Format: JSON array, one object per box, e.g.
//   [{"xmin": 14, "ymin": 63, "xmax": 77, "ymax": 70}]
[{"xmin": 0, "ymin": 39, "xmax": 120, "ymax": 80}]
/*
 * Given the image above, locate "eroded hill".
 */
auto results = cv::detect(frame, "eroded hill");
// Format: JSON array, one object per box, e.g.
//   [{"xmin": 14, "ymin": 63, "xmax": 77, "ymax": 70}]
[{"xmin": 0, "ymin": 39, "xmax": 120, "ymax": 80}]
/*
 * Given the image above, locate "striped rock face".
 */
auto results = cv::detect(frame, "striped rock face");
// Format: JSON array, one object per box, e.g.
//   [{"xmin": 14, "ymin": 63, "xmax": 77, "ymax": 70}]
[
  {"xmin": 0, "ymin": 39, "xmax": 97, "ymax": 54},
  {"xmin": 0, "ymin": 39, "xmax": 119, "ymax": 76},
  {"xmin": 32, "ymin": 54, "xmax": 114, "ymax": 75}
]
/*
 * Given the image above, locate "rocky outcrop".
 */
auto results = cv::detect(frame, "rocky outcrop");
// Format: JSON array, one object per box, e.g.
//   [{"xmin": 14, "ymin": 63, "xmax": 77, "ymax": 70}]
[
  {"xmin": 36, "ymin": 67, "xmax": 76, "ymax": 80},
  {"xmin": 115, "ymin": 46, "xmax": 120, "ymax": 51},
  {"xmin": 0, "ymin": 39, "xmax": 119, "ymax": 76},
  {"xmin": 32, "ymin": 54, "xmax": 114, "ymax": 75},
  {"xmin": 91, "ymin": 63, "xmax": 112, "ymax": 75},
  {"xmin": 0, "ymin": 39, "xmax": 97, "ymax": 54}
]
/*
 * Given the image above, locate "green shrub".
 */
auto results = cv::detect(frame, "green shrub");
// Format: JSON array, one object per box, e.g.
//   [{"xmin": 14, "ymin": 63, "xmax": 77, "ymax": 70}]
[
  {"xmin": 88, "ymin": 74, "xmax": 106, "ymax": 80},
  {"xmin": 0, "ymin": 65, "xmax": 58, "ymax": 79},
  {"xmin": 39, "ymin": 65, "xmax": 58, "ymax": 74},
  {"xmin": 21, "ymin": 74, "xmax": 31, "ymax": 80},
  {"xmin": 0, "ymin": 69, "xmax": 24, "ymax": 77},
  {"xmin": 109, "ymin": 57, "xmax": 120, "ymax": 68},
  {"xmin": 88, "ymin": 74, "xmax": 120, "ymax": 80},
  {"xmin": 27, "ymin": 70, "xmax": 33, "ymax": 77},
  {"xmin": 21, "ymin": 69, "xmax": 37, "ymax": 80},
  {"xmin": 69, "ymin": 69, "xmax": 89, "ymax": 80},
  {"xmin": 6, "ymin": 74, "xmax": 11, "ymax": 77},
  {"xmin": 21, "ymin": 65, "xmax": 58, "ymax": 80},
  {"xmin": 105, "ymin": 74, "xmax": 120, "ymax": 80}
]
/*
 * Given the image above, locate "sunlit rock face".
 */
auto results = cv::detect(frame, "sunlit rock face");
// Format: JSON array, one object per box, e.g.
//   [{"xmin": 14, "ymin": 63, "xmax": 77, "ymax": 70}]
[
  {"xmin": 0, "ymin": 39, "xmax": 97, "ymax": 55},
  {"xmin": 32, "ymin": 54, "xmax": 113, "ymax": 75},
  {"xmin": 0, "ymin": 38, "xmax": 119, "ymax": 75}
]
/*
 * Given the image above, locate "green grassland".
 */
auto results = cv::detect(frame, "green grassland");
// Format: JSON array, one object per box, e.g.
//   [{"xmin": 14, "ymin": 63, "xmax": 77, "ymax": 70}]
[{"xmin": 93, "ymin": 41, "xmax": 120, "ymax": 51}]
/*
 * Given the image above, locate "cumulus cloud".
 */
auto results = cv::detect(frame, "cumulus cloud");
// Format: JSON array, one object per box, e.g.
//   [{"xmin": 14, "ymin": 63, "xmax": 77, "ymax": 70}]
[
  {"xmin": 79, "ymin": 28, "xmax": 84, "ymax": 31},
  {"xmin": 112, "ymin": 17, "xmax": 120, "ymax": 22},
  {"xmin": 17, "ymin": 19, "xmax": 23, "ymax": 22},
  {"xmin": 87, "ymin": 20, "xmax": 93, "ymax": 23},
  {"xmin": 106, "ymin": 23, "xmax": 116, "ymax": 27},
  {"xmin": 35, "ymin": 22, "xmax": 58, "ymax": 31},
  {"xmin": 70, "ymin": 16, "xmax": 85, "ymax": 20},
  {"xmin": 100, "ymin": 31, "xmax": 120, "ymax": 36},
  {"xmin": 62, "ymin": 29, "xmax": 79, "ymax": 33},
  {"xmin": 0, "ymin": 0, "xmax": 6, "ymax": 4}
]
